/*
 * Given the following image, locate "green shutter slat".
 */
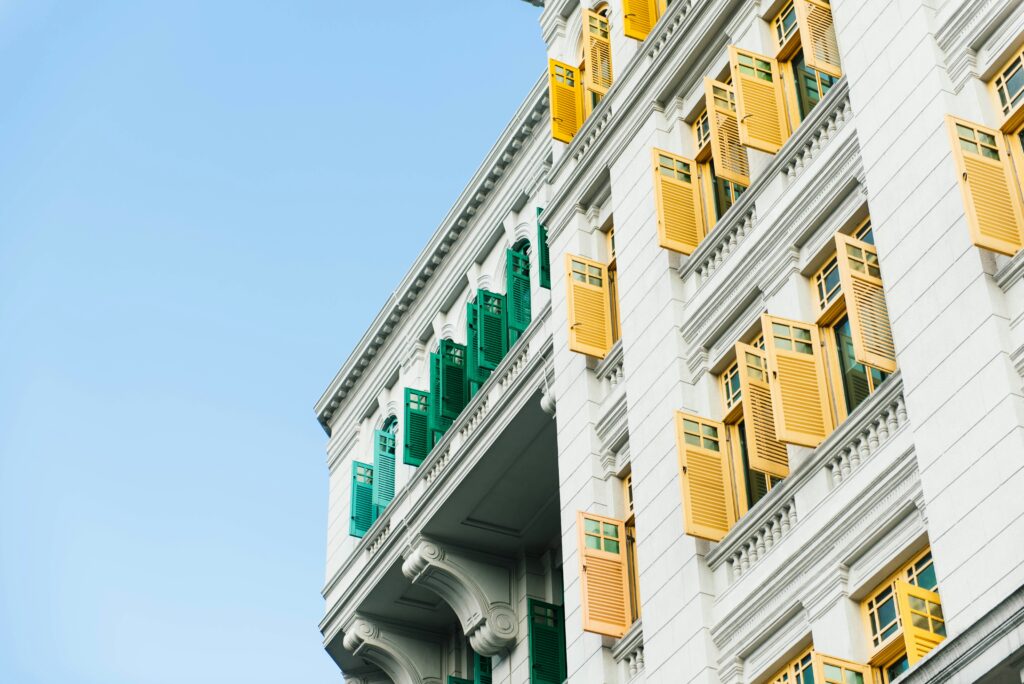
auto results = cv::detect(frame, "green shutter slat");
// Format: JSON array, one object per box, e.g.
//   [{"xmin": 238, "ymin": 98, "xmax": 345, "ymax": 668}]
[
  {"xmin": 474, "ymin": 651, "xmax": 493, "ymax": 684},
  {"xmin": 429, "ymin": 351, "xmax": 453, "ymax": 446},
  {"xmin": 506, "ymin": 248, "xmax": 532, "ymax": 347},
  {"xmin": 349, "ymin": 461, "xmax": 375, "ymax": 538},
  {"xmin": 466, "ymin": 300, "xmax": 491, "ymax": 398},
  {"xmin": 477, "ymin": 290, "xmax": 508, "ymax": 370},
  {"xmin": 537, "ymin": 208, "xmax": 551, "ymax": 290},
  {"xmin": 448, "ymin": 677, "xmax": 473, "ymax": 684},
  {"xmin": 403, "ymin": 388, "xmax": 431, "ymax": 466},
  {"xmin": 439, "ymin": 339, "xmax": 468, "ymax": 420},
  {"xmin": 371, "ymin": 429, "xmax": 396, "ymax": 518},
  {"xmin": 528, "ymin": 599, "xmax": 567, "ymax": 684}
]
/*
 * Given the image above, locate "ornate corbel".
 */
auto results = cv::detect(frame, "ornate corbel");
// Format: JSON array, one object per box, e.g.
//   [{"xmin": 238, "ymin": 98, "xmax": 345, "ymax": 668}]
[{"xmin": 342, "ymin": 616, "xmax": 443, "ymax": 684}]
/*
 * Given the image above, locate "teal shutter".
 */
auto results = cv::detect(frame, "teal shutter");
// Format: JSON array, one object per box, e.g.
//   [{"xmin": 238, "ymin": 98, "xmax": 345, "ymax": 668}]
[
  {"xmin": 506, "ymin": 248, "xmax": 532, "ymax": 347},
  {"xmin": 474, "ymin": 651, "xmax": 492, "ymax": 684},
  {"xmin": 537, "ymin": 208, "xmax": 551, "ymax": 290},
  {"xmin": 466, "ymin": 300, "xmax": 491, "ymax": 398},
  {"xmin": 439, "ymin": 339, "xmax": 468, "ymax": 420},
  {"xmin": 403, "ymin": 388, "xmax": 431, "ymax": 466},
  {"xmin": 448, "ymin": 678, "xmax": 473, "ymax": 684},
  {"xmin": 528, "ymin": 599, "xmax": 567, "ymax": 684},
  {"xmin": 429, "ymin": 351, "xmax": 453, "ymax": 446},
  {"xmin": 477, "ymin": 290, "xmax": 508, "ymax": 370},
  {"xmin": 349, "ymin": 461, "xmax": 375, "ymax": 538},
  {"xmin": 371, "ymin": 429, "xmax": 395, "ymax": 518}
]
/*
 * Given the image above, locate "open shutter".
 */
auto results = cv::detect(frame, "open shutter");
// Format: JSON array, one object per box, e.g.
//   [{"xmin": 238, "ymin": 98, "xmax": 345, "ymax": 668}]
[
  {"xmin": 794, "ymin": 0, "xmax": 842, "ymax": 78},
  {"xmin": 895, "ymin": 580, "xmax": 946, "ymax": 665},
  {"xmin": 583, "ymin": 9, "xmax": 613, "ymax": 110},
  {"xmin": 675, "ymin": 412, "xmax": 737, "ymax": 541},
  {"xmin": 704, "ymin": 78, "xmax": 750, "ymax": 185},
  {"xmin": 811, "ymin": 653, "xmax": 870, "ymax": 684},
  {"xmin": 349, "ymin": 462, "xmax": 374, "ymax": 538},
  {"xmin": 652, "ymin": 148, "xmax": 705, "ymax": 254},
  {"xmin": 403, "ymin": 388, "xmax": 431, "ymax": 466},
  {"xmin": 537, "ymin": 208, "xmax": 551, "ymax": 289},
  {"xmin": 623, "ymin": 0, "xmax": 658, "ymax": 40},
  {"xmin": 474, "ymin": 652, "xmax": 492, "ymax": 684},
  {"xmin": 729, "ymin": 46, "xmax": 790, "ymax": 154},
  {"xmin": 577, "ymin": 511, "xmax": 631, "ymax": 637},
  {"xmin": 565, "ymin": 254, "xmax": 613, "ymax": 358},
  {"xmin": 476, "ymin": 290, "xmax": 508, "ymax": 370},
  {"xmin": 762, "ymin": 314, "xmax": 834, "ymax": 446},
  {"xmin": 429, "ymin": 351, "xmax": 452, "ymax": 446},
  {"xmin": 447, "ymin": 678, "xmax": 472, "ymax": 684},
  {"xmin": 834, "ymin": 233, "xmax": 897, "ymax": 372},
  {"xmin": 528, "ymin": 599, "xmax": 567, "ymax": 684},
  {"xmin": 506, "ymin": 248, "xmax": 532, "ymax": 346},
  {"xmin": 466, "ymin": 300, "xmax": 490, "ymax": 398},
  {"xmin": 947, "ymin": 115, "xmax": 1024, "ymax": 256},
  {"xmin": 735, "ymin": 342, "xmax": 790, "ymax": 478},
  {"xmin": 549, "ymin": 59, "xmax": 583, "ymax": 143},
  {"xmin": 439, "ymin": 339, "xmax": 468, "ymax": 420},
  {"xmin": 371, "ymin": 430, "xmax": 396, "ymax": 518}
]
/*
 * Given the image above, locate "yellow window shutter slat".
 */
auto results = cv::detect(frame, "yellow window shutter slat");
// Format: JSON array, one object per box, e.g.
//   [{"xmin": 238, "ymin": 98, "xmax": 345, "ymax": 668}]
[
  {"xmin": 583, "ymin": 10, "xmax": 613, "ymax": 108},
  {"xmin": 623, "ymin": 0, "xmax": 658, "ymax": 41},
  {"xmin": 675, "ymin": 411, "xmax": 737, "ymax": 542},
  {"xmin": 810, "ymin": 653, "xmax": 871, "ymax": 683},
  {"xmin": 576, "ymin": 511, "xmax": 631, "ymax": 637},
  {"xmin": 834, "ymin": 233, "xmax": 898, "ymax": 373},
  {"xmin": 735, "ymin": 342, "xmax": 790, "ymax": 478},
  {"xmin": 895, "ymin": 580, "xmax": 947, "ymax": 665},
  {"xmin": 704, "ymin": 78, "xmax": 750, "ymax": 186},
  {"xmin": 946, "ymin": 115, "xmax": 1024, "ymax": 256},
  {"xmin": 794, "ymin": 0, "xmax": 842, "ymax": 78},
  {"xmin": 549, "ymin": 59, "xmax": 583, "ymax": 143},
  {"xmin": 762, "ymin": 314, "xmax": 834, "ymax": 447},
  {"xmin": 729, "ymin": 46, "xmax": 791, "ymax": 154},
  {"xmin": 565, "ymin": 254, "xmax": 613, "ymax": 358},
  {"xmin": 652, "ymin": 148, "xmax": 704, "ymax": 254}
]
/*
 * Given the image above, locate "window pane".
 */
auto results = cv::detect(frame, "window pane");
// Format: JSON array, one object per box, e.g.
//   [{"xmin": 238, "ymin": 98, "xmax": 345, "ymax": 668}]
[
  {"xmin": 584, "ymin": 518, "xmax": 600, "ymax": 533},
  {"xmin": 603, "ymin": 522, "xmax": 618, "ymax": 536},
  {"xmin": 834, "ymin": 317, "xmax": 873, "ymax": 412},
  {"xmin": 604, "ymin": 539, "xmax": 620, "ymax": 553}
]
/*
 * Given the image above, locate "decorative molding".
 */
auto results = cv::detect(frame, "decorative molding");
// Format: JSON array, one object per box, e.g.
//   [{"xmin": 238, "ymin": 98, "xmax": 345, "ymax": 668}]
[
  {"xmin": 612, "ymin": 619, "xmax": 646, "ymax": 681},
  {"xmin": 936, "ymin": 0, "xmax": 1024, "ymax": 92},
  {"xmin": 341, "ymin": 616, "xmax": 444, "ymax": 684},
  {"xmin": 995, "ymin": 247, "xmax": 1024, "ymax": 292}
]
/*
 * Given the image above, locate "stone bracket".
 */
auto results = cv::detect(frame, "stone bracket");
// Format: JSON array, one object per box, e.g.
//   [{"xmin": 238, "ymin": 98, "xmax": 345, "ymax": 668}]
[{"xmin": 342, "ymin": 615, "xmax": 443, "ymax": 684}]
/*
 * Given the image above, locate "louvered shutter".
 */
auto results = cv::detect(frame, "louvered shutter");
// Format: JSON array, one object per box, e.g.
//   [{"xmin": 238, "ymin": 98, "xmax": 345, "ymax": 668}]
[
  {"xmin": 473, "ymin": 652, "xmax": 492, "ymax": 684},
  {"xmin": 577, "ymin": 511, "xmax": 631, "ymax": 637},
  {"xmin": 704, "ymin": 78, "xmax": 750, "ymax": 185},
  {"xmin": 527, "ymin": 599, "xmax": 566, "ymax": 684},
  {"xmin": 349, "ymin": 461, "xmax": 375, "ymax": 538},
  {"xmin": 895, "ymin": 580, "xmax": 946, "ymax": 665},
  {"xmin": 794, "ymin": 0, "xmax": 842, "ymax": 78},
  {"xmin": 834, "ymin": 233, "xmax": 897, "ymax": 373},
  {"xmin": 466, "ymin": 300, "xmax": 490, "ymax": 398},
  {"xmin": 583, "ymin": 9, "xmax": 613, "ymax": 110},
  {"xmin": 439, "ymin": 339, "xmax": 468, "ymax": 420},
  {"xmin": 729, "ymin": 46, "xmax": 790, "ymax": 154},
  {"xmin": 623, "ymin": 0, "xmax": 658, "ymax": 40},
  {"xmin": 565, "ymin": 254, "xmax": 613, "ymax": 358},
  {"xmin": 506, "ymin": 248, "xmax": 532, "ymax": 346},
  {"xmin": 447, "ymin": 678, "xmax": 472, "ymax": 684},
  {"xmin": 537, "ymin": 208, "xmax": 551, "ymax": 289},
  {"xmin": 429, "ymin": 351, "xmax": 452, "ymax": 446},
  {"xmin": 403, "ymin": 388, "xmax": 431, "ymax": 466},
  {"xmin": 762, "ymin": 314, "xmax": 834, "ymax": 446},
  {"xmin": 549, "ymin": 59, "xmax": 583, "ymax": 143},
  {"xmin": 946, "ymin": 115, "xmax": 1024, "ymax": 256},
  {"xmin": 371, "ymin": 429, "xmax": 396, "ymax": 518},
  {"xmin": 476, "ymin": 290, "xmax": 508, "ymax": 370},
  {"xmin": 735, "ymin": 342, "xmax": 790, "ymax": 478},
  {"xmin": 811, "ymin": 654, "xmax": 871, "ymax": 684},
  {"xmin": 652, "ymin": 148, "xmax": 705, "ymax": 254},
  {"xmin": 675, "ymin": 412, "xmax": 737, "ymax": 541}
]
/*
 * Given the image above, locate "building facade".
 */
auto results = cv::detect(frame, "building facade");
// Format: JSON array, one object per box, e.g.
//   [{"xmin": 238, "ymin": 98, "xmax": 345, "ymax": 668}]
[{"xmin": 315, "ymin": 1, "xmax": 1024, "ymax": 682}]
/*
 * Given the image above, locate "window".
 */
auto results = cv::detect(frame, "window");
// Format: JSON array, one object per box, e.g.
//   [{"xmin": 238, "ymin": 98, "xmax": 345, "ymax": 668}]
[
  {"xmin": 576, "ymin": 511, "xmax": 633, "ymax": 636},
  {"xmin": 791, "ymin": 49, "xmax": 839, "ymax": 122},
  {"xmin": 622, "ymin": 474, "xmax": 642, "ymax": 623},
  {"xmin": 527, "ymin": 599, "xmax": 567, "ymax": 684},
  {"xmin": 565, "ymin": 243, "xmax": 618, "ymax": 358},
  {"xmin": 403, "ymin": 388, "xmax": 431, "ymax": 466},
  {"xmin": 623, "ymin": 0, "xmax": 663, "ymax": 41},
  {"xmin": 548, "ymin": 6, "xmax": 613, "ymax": 142},
  {"xmin": 349, "ymin": 461, "xmax": 375, "ymax": 537},
  {"xmin": 548, "ymin": 59, "xmax": 583, "ymax": 143},
  {"xmin": 770, "ymin": 647, "xmax": 871, "ymax": 684},
  {"xmin": 607, "ymin": 228, "xmax": 622, "ymax": 344},
  {"xmin": 992, "ymin": 46, "xmax": 1024, "ymax": 125},
  {"xmin": 692, "ymin": 97, "xmax": 748, "ymax": 231},
  {"xmin": 675, "ymin": 411, "xmax": 738, "ymax": 540},
  {"xmin": 506, "ymin": 240, "xmax": 532, "ymax": 346},
  {"xmin": 372, "ymin": 424, "xmax": 397, "ymax": 518}
]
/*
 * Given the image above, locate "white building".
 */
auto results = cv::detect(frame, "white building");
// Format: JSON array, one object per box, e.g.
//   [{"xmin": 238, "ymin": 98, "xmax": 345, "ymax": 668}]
[{"xmin": 315, "ymin": 1, "xmax": 1024, "ymax": 682}]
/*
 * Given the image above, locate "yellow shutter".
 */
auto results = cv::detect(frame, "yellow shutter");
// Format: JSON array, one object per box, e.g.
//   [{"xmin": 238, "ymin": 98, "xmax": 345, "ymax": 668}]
[
  {"xmin": 946, "ymin": 115, "xmax": 1024, "ymax": 256},
  {"xmin": 549, "ymin": 59, "xmax": 583, "ymax": 143},
  {"xmin": 652, "ymin": 148, "xmax": 704, "ymax": 254},
  {"xmin": 565, "ymin": 254, "xmax": 613, "ymax": 358},
  {"xmin": 623, "ymin": 0, "xmax": 658, "ymax": 41},
  {"xmin": 583, "ymin": 9, "xmax": 613, "ymax": 110},
  {"xmin": 704, "ymin": 78, "xmax": 750, "ymax": 185},
  {"xmin": 834, "ymin": 233, "xmax": 897, "ymax": 373},
  {"xmin": 675, "ymin": 411, "xmax": 737, "ymax": 541},
  {"xmin": 895, "ymin": 580, "xmax": 946, "ymax": 665},
  {"xmin": 577, "ymin": 511, "xmax": 631, "ymax": 637},
  {"xmin": 762, "ymin": 314, "xmax": 834, "ymax": 446},
  {"xmin": 729, "ymin": 46, "xmax": 790, "ymax": 154},
  {"xmin": 794, "ymin": 0, "xmax": 842, "ymax": 78},
  {"xmin": 811, "ymin": 653, "xmax": 870, "ymax": 684},
  {"xmin": 735, "ymin": 342, "xmax": 790, "ymax": 478}
]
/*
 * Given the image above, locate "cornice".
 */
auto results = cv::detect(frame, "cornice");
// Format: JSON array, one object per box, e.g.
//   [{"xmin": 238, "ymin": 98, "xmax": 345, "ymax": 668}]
[
  {"xmin": 314, "ymin": 76, "xmax": 550, "ymax": 434},
  {"xmin": 995, "ymin": 246, "xmax": 1024, "ymax": 291},
  {"xmin": 936, "ymin": 0, "xmax": 1024, "ymax": 91}
]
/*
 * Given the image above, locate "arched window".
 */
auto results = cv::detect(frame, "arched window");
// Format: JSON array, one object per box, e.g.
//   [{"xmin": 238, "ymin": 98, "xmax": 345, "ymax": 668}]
[{"xmin": 507, "ymin": 239, "xmax": 532, "ymax": 346}]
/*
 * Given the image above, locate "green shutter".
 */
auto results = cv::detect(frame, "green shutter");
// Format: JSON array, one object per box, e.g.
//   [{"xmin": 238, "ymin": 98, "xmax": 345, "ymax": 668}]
[
  {"xmin": 439, "ymin": 339, "xmax": 468, "ymax": 420},
  {"xmin": 429, "ymin": 351, "xmax": 453, "ymax": 446},
  {"xmin": 528, "ymin": 599, "xmax": 567, "ymax": 684},
  {"xmin": 403, "ymin": 388, "xmax": 431, "ymax": 466},
  {"xmin": 466, "ymin": 300, "xmax": 491, "ymax": 398},
  {"xmin": 349, "ymin": 461, "xmax": 375, "ymax": 538},
  {"xmin": 474, "ymin": 651, "xmax": 493, "ymax": 684},
  {"xmin": 506, "ymin": 248, "xmax": 532, "ymax": 347},
  {"xmin": 448, "ymin": 678, "xmax": 473, "ymax": 684},
  {"xmin": 477, "ymin": 290, "xmax": 508, "ymax": 370},
  {"xmin": 537, "ymin": 208, "xmax": 551, "ymax": 290},
  {"xmin": 371, "ymin": 429, "xmax": 395, "ymax": 518}
]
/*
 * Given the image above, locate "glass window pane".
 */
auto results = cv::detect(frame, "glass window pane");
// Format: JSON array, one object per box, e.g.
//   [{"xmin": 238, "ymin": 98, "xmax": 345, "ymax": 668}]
[
  {"xmin": 603, "ymin": 522, "xmax": 618, "ymax": 536},
  {"xmin": 604, "ymin": 539, "xmax": 620, "ymax": 553},
  {"xmin": 584, "ymin": 518, "xmax": 600, "ymax": 533},
  {"xmin": 585, "ymin": 534, "xmax": 601, "ymax": 549}
]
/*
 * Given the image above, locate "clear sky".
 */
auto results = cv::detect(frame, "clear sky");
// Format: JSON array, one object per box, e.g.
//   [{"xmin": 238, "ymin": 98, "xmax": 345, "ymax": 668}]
[{"xmin": 0, "ymin": 2, "xmax": 544, "ymax": 682}]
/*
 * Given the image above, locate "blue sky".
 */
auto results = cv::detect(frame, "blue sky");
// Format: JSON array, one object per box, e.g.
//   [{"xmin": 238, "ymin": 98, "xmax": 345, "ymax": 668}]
[{"xmin": 0, "ymin": 2, "xmax": 544, "ymax": 682}]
